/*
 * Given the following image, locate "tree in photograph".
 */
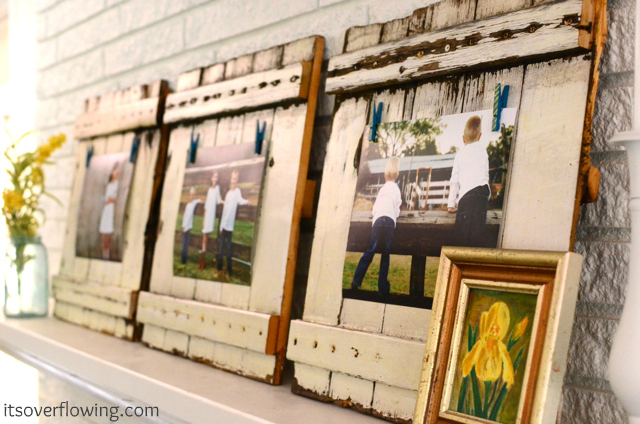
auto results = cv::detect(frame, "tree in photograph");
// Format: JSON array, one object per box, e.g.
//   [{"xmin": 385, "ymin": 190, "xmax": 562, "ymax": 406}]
[{"xmin": 368, "ymin": 118, "xmax": 444, "ymax": 160}]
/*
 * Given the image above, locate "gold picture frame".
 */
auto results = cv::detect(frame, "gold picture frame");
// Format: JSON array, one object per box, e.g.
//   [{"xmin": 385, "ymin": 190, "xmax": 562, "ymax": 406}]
[{"xmin": 414, "ymin": 247, "xmax": 583, "ymax": 424}]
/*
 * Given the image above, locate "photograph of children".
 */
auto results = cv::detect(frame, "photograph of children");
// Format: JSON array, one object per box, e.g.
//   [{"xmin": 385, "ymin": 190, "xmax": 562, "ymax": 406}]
[
  {"xmin": 173, "ymin": 142, "xmax": 265, "ymax": 286},
  {"xmin": 75, "ymin": 152, "xmax": 135, "ymax": 262},
  {"xmin": 343, "ymin": 108, "xmax": 516, "ymax": 307}
]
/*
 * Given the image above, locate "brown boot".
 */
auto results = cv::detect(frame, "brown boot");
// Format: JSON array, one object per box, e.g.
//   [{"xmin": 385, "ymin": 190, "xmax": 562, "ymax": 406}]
[{"xmin": 198, "ymin": 251, "xmax": 206, "ymax": 270}]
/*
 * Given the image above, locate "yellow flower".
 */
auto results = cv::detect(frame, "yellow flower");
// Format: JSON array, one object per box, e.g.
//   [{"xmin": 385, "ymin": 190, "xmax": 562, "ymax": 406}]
[
  {"xmin": 2, "ymin": 189, "xmax": 24, "ymax": 212},
  {"xmin": 462, "ymin": 302, "xmax": 515, "ymax": 387},
  {"xmin": 32, "ymin": 167, "xmax": 43, "ymax": 186},
  {"xmin": 513, "ymin": 317, "xmax": 529, "ymax": 340},
  {"xmin": 36, "ymin": 144, "xmax": 53, "ymax": 164},
  {"xmin": 48, "ymin": 133, "xmax": 66, "ymax": 149}
]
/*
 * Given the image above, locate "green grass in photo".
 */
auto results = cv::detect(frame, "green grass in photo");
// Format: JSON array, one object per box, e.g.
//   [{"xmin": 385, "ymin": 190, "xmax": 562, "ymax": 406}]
[
  {"xmin": 342, "ymin": 253, "xmax": 438, "ymax": 297},
  {"xmin": 173, "ymin": 242, "xmax": 251, "ymax": 286},
  {"xmin": 175, "ymin": 213, "xmax": 254, "ymax": 246}
]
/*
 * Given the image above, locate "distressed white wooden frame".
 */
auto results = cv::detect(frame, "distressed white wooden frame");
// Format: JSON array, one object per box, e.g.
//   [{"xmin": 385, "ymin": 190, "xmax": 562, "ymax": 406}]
[
  {"xmin": 142, "ymin": 36, "xmax": 324, "ymax": 384},
  {"xmin": 290, "ymin": 0, "xmax": 598, "ymax": 420},
  {"xmin": 54, "ymin": 84, "xmax": 166, "ymax": 339}
]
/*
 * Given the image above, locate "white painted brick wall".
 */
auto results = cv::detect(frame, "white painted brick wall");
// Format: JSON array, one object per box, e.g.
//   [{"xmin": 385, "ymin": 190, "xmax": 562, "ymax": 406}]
[{"xmin": 32, "ymin": 1, "xmax": 633, "ymax": 422}]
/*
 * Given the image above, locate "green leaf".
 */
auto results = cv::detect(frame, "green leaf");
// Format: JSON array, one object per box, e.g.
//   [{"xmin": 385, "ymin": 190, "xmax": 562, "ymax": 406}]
[
  {"xmin": 457, "ymin": 376, "xmax": 469, "ymax": 412},
  {"xmin": 468, "ymin": 324, "xmax": 474, "ymax": 351},
  {"xmin": 489, "ymin": 384, "xmax": 508, "ymax": 421},
  {"xmin": 13, "ymin": 130, "xmax": 36, "ymax": 146},
  {"xmin": 483, "ymin": 380, "xmax": 492, "ymax": 416},
  {"xmin": 42, "ymin": 191, "xmax": 63, "ymax": 207},
  {"xmin": 470, "ymin": 368, "xmax": 484, "ymax": 419},
  {"xmin": 513, "ymin": 347, "xmax": 525, "ymax": 372}
]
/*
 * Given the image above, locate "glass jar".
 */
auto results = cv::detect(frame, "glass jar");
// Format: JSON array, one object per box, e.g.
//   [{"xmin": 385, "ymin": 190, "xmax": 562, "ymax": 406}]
[{"xmin": 4, "ymin": 236, "xmax": 48, "ymax": 317}]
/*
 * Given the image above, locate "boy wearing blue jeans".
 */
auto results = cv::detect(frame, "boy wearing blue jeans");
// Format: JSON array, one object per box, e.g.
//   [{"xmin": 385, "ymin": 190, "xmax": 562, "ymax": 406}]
[
  {"xmin": 447, "ymin": 115, "xmax": 491, "ymax": 247},
  {"xmin": 351, "ymin": 157, "xmax": 401, "ymax": 297},
  {"xmin": 217, "ymin": 170, "xmax": 250, "ymax": 278},
  {"xmin": 181, "ymin": 187, "xmax": 201, "ymax": 264}
]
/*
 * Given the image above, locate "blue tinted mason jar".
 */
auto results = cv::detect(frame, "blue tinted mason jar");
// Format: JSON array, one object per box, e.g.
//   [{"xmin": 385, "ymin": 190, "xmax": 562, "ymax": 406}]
[{"xmin": 4, "ymin": 236, "xmax": 48, "ymax": 317}]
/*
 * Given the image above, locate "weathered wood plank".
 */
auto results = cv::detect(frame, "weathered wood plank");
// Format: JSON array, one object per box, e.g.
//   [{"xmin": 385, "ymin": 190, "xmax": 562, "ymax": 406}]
[
  {"xmin": 282, "ymin": 36, "xmax": 317, "ymax": 66},
  {"xmin": 176, "ymin": 68, "xmax": 203, "ymax": 92},
  {"xmin": 74, "ymin": 97, "xmax": 160, "ymax": 139},
  {"xmin": 54, "ymin": 301, "xmax": 134, "ymax": 340},
  {"xmin": 141, "ymin": 323, "xmax": 166, "ymax": 349},
  {"xmin": 501, "ymin": 56, "xmax": 590, "ymax": 251},
  {"xmin": 253, "ymin": 46, "xmax": 283, "ymax": 72},
  {"xmin": 164, "ymin": 63, "xmax": 312, "ymax": 124},
  {"xmin": 149, "ymin": 126, "xmax": 191, "ymax": 295},
  {"xmin": 475, "ymin": 0, "xmax": 529, "ymax": 20},
  {"xmin": 329, "ymin": 372, "xmax": 375, "ymax": 409},
  {"xmin": 121, "ymin": 130, "xmax": 160, "ymax": 290},
  {"xmin": 137, "ymin": 291, "xmax": 278, "ymax": 354},
  {"xmin": 219, "ymin": 284, "xmax": 251, "ymax": 310},
  {"xmin": 293, "ymin": 362, "xmax": 332, "ymax": 397},
  {"xmin": 194, "ymin": 280, "xmax": 223, "ymax": 304},
  {"xmin": 224, "ymin": 54, "xmax": 254, "ymax": 80},
  {"xmin": 60, "ymin": 142, "xmax": 88, "ymax": 278},
  {"xmin": 344, "ymin": 23, "xmax": 383, "ymax": 53},
  {"xmin": 302, "ymin": 97, "xmax": 370, "ymax": 326},
  {"xmin": 339, "ymin": 299, "xmax": 385, "ymax": 333},
  {"xmin": 381, "ymin": 17, "xmax": 410, "ymax": 43},
  {"xmin": 381, "ymin": 304, "xmax": 431, "ymax": 341},
  {"xmin": 215, "ymin": 114, "xmax": 245, "ymax": 146},
  {"xmin": 163, "ymin": 329, "xmax": 189, "ymax": 356},
  {"xmin": 424, "ymin": 0, "xmax": 477, "ymax": 32},
  {"xmin": 52, "ymin": 275, "xmax": 135, "ymax": 318},
  {"xmin": 170, "ymin": 275, "xmax": 196, "ymax": 299},
  {"xmin": 287, "ymin": 320, "xmax": 424, "ymax": 390},
  {"xmin": 326, "ymin": 0, "xmax": 583, "ymax": 94},
  {"xmin": 202, "ymin": 63, "xmax": 225, "ymax": 85},
  {"xmin": 249, "ymin": 105, "xmax": 304, "ymax": 315},
  {"xmin": 372, "ymin": 383, "xmax": 418, "ymax": 423}
]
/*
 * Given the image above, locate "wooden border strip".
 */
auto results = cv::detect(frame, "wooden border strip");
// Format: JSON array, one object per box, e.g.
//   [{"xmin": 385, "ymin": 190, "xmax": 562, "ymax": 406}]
[
  {"xmin": 75, "ymin": 97, "xmax": 161, "ymax": 140},
  {"xmin": 326, "ymin": 0, "xmax": 584, "ymax": 94},
  {"xmin": 137, "ymin": 292, "xmax": 279, "ymax": 355},
  {"xmin": 52, "ymin": 275, "xmax": 136, "ymax": 319},
  {"xmin": 164, "ymin": 62, "xmax": 312, "ymax": 124}
]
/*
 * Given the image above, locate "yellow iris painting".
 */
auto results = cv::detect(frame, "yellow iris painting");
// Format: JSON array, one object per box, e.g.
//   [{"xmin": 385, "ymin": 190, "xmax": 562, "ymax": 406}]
[{"xmin": 449, "ymin": 289, "xmax": 537, "ymax": 424}]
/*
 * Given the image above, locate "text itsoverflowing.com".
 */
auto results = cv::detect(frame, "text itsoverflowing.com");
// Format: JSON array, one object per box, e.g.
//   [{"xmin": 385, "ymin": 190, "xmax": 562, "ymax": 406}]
[{"xmin": 4, "ymin": 401, "xmax": 159, "ymax": 421}]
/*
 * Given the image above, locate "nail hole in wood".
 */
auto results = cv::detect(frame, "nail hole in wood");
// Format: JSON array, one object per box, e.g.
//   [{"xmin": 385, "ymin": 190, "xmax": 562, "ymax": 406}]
[
  {"xmin": 240, "ymin": 87, "xmax": 247, "ymax": 94},
  {"xmin": 290, "ymin": 75, "xmax": 299, "ymax": 82},
  {"xmin": 313, "ymin": 341, "xmax": 318, "ymax": 348},
  {"xmin": 213, "ymin": 93, "xmax": 221, "ymax": 99},
  {"xmin": 331, "ymin": 345, "xmax": 336, "ymax": 352},
  {"xmin": 259, "ymin": 82, "xmax": 268, "ymax": 88},
  {"xmin": 179, "ymin": 101, "xmax": 187, "ymax": 107},
  {"xmin": 564, "ymin": 17, "xmax": 574, "ymax": 25},
  {"xmin": 242, "ymin": 326, "xmax": 246, "ymax": 332},
  {"xmin": 293, "ymin": 338, "xmax": 297, "ymax": 345},
  {"xmin": 203, "ymin": 95, "xmax": 211, "ymax": 101},
  {"xmin": 190, "ymin": 97, "xmax": 197, "ymax": 104},
  {"xmin": 269, "ymin": 157, "xmax": 275, "ymax": 167},
  {"xmin": 444, "ymin": 44, "xmax": 451, "ymax": 52},
  {"xmin": 399, "ymin": 66, "xmax": 406, "ymax": 74},
  {"xmin": 271, "ymin": 79, "xmax": 281, "ymax": 86},
  {"xmin": 259, "ymin": 331, "xmax": 263, "ymax": 336},
  {"xmin": 416, "ymin": 50, "xmax": 424, "ymax": 58},
  {"xmin": 229, "ymin": 89, "xmax": 235, "ymax": 96}
]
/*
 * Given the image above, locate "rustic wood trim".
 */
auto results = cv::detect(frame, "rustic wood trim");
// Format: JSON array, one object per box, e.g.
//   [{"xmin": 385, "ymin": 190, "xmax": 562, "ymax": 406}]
[
  {"xmin": 137, "ymin": 291, "xmax": 278, "ymax": 354},
  {"xmin": 326, "ymin": 0, "xmax": 585, "ymax": 94},
  {"xmin": 265, "ymin": 315, "xmax": 280, "ymax": 355},
  {"xmin": 74, "ymin": 82, "xmax": 167, "ymax": 139},
  {"xmin": 302, "ymin": 179, "xmax": 316, "ymax": 219},
  {"xmin": 571, "ymin": 0, "xmax": 607, "ymax": 248},
  {"xmin": 164, "ymin": 62, "xmax": 312, "ymax": 124},
  {"xmin": 52, "ymin": 275, "xmax": 136, "ymax": 319},
  {"xmin": 273, "ymin": 36, "xmax": 325, "ymax": 385}
]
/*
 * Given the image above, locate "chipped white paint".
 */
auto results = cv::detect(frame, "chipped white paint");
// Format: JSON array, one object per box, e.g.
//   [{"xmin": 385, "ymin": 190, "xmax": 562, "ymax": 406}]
[
  {"xmin": 164, "ymin": 63, "xmax": 310, "ymax": 124},
  {"xmin": 287, "ymin": 320, "xmax": 424, "ymax": 390},
  {"xmin": 339, "ymin": 299, "xmax": 385, "ymax": 333},
  {"xmin": 372, "ymin": 382, "xmax": 418, "ymax": 423},
  {"xmin": 52, "ymin": 276, "xmax": 134, "ymax": 318},
  {"xmin": 294, "ymin": 362, "xmax": 331, "ymax": 397},
  {"xmin": 137, "ymin": 292, "xmax": 276, "ymax": 354},
  {"xmin": 381, "ymin": 305, "xmax": 431, "ymax": 341},
  {"xmin": 326, "ymin": 0, "xmax": 583, "ymax": 94},
  {"xmin": 75, "ymin": 97, "xmax": 160, "ymax": 139}
]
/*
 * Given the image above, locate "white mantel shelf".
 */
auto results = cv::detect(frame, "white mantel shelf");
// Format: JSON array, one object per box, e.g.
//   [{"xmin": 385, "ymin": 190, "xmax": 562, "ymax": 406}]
[{"xmin": 0, "ymin": 316, "xmax": 385, "ymax": 424}]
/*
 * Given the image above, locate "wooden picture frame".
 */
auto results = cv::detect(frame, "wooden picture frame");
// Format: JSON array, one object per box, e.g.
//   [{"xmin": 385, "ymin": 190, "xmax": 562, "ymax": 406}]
[
  {"xmin": 287, "ymin": 0, "xmax": 605, "ymax": 421},
  {"xmin": 52, "ymin": 81, "xmax": 170, "ymax": 340},
  {"xmin": 414, "ymin": 247, "xmax": 583, "ymax": 424},
  {"xmin": 137, "ymin": 36, "xmax": 324, "ymax": 385}
]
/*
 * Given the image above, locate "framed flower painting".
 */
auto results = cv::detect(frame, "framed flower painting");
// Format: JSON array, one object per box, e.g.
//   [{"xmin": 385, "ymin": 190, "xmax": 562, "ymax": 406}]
[{"xmin": 414, "ymin": 247, "xmax": 583, "ymax": 424}]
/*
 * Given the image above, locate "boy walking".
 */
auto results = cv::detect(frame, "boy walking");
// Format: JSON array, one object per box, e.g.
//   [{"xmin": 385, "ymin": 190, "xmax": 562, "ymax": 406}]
[
  {"xmin": 447, "ymin": 115, "xmax": 491, "ymax": 247},
  {"xmin": 351, "ymin": 157, "xmax": 401, "ymax": 297},
  {"xmin": 181, "ymin": 187, "xmax": 202, "ymax": 264},
  {"xmin": 217, "ymin": 170, "xmax": 250, "ymax": 278}
]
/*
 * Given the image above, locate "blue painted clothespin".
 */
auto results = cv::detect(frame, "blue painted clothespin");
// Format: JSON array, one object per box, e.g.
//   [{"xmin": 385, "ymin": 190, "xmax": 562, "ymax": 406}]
[
  {"xmin": 189, "ymin": 128, "xmax": 199, "ymax": 163},
  {"xmin": 255, "ymin": 120, "xmax": 266, "ymax": 155},
  {"xmin": 492, "ymin": 83, "xmax": 510, "ymax": 131},
  {"xmin": 130, "ymin": 134, "xmax": 141, "ymax": 163},
  {"xmin": 369, "ymin": 101, "xmax": 383, "ymax": 142},
  {"xmin": 85, "ymin": 145, "xmax": 94, "ymax": 168}
]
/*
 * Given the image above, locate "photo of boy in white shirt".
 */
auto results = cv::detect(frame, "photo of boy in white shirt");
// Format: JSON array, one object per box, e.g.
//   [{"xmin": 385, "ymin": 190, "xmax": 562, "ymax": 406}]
[
  {"xmin": 351, "ymin": 157, "xmax": 401, "ymax": 297},
  {"xmin": 447, "ymin": 115, "xmax": 491, "ymax": 246},
  {"xmin": 181, "ymin": 187, "xmax": 202, "ymax": 264},
  {"xmin": 217, "ymin": 170, "xmax": 250, "ymax": 278}
]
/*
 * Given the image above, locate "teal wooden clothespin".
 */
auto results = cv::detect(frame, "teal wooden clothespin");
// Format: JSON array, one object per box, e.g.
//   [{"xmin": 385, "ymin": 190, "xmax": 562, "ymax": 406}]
[
  {"xmin": 129, "ymin": 134, "xmax": 141, "ymax": 163},
  {"xmin": 255, "ymin": 120, "xmax": 266, "ymax": 154},
  {"xmin": 369, "ymin": 101, "xmax": 383, "ymax": 142},
  {"xmin": 492, "ymin": 83, "xmax": 510, "ymax": 131},
  {"xmin": 189, "ymin": 128, "xmax": 200, "ymax": 163},
  {"xmin": 85, "ymin": 145, "xmax": 94, "ymax": 168}
]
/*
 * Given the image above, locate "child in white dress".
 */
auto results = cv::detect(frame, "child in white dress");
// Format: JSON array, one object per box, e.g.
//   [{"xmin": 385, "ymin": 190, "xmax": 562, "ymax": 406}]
[
  {"xmin": 217, "ymin": 170, "xmax": 250, "ymax": 279},
  {"xmin": 99, "ymin": 163, "xmax": 120, "ymax": 260},
  {"xmin": 199, "ymin": 171, "xmax": 223, "ymax": 270},
  {"xmin": 181, "ymin": 187, "xmax": 202, "ymax": 264}
]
